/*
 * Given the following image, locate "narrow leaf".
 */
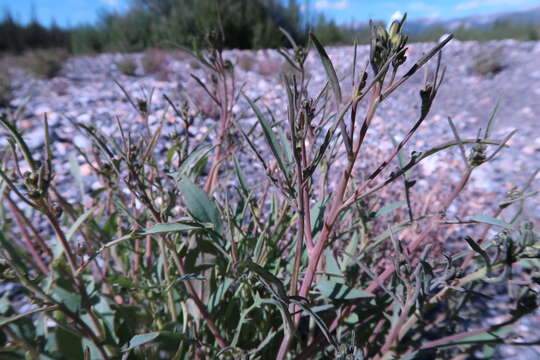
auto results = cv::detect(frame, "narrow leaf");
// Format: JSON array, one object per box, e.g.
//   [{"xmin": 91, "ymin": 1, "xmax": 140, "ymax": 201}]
[
  {"xmin": 233, "ymin": 155, "xmax": 249, "ymax": 195},
  {"xmin": 447, "ymin": 117, "xmax": 468, "ymax": 166},
  {"xmin": 142, "ymin": 221, "xmax": 209, "ymax": 235},
  {"xmin": 66, "ymin": 207, "xmax": 96, "ymax": 242},
  {"xmin": 244, "ymin": 94, "xmax": 289, "ymax": 181},
  {"xmin": 290, "ymin": 298, "xmax": 338, "ymax": 348},
  {"xmin": 0, "ymin": 304, "xmax": 58, "ymax": 327},
  {"xmin": 317, "ymin": 280, "xmax": 373, "ymax": 300},
  {"xmin": 484, "ymin": 97, "xmax": 502, "ymax": 139},
  {"xmin": 310, "ymin": 32, "xmax": 342, "ymax": 103},
  {"xmin": 374, "ymin": 201, "xmax": 405, "ymax": 218},
  {"xmin": 470, "ymin": 215, "xmax": 512, "ymax": 229},
  {"xmin": 238, "ymin": 261, "xmax": 289, "ymax": 303},
  {"xmin": 123, "ymin": 332, "xmax": 160, "ymax": 352},
  {"xmin": 68, "ymin": 153, "xmax": 85, "ymax": 200},
  {"xmin": 279, "ymin": 27, "xmax": 297, "ymax": 49},
  {"xmin": 464, "ymin": 236, "xmax": 492, "ymax": 275},
  {"xmin": 324, "ymin": 250, "xmax": 343, "ymax": 280}
]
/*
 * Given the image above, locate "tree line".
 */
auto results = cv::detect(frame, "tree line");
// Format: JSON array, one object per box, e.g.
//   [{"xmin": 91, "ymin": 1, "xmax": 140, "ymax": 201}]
[{"xmin": 1, "ymin": 0, "xmax": 538, "ymax": 55}]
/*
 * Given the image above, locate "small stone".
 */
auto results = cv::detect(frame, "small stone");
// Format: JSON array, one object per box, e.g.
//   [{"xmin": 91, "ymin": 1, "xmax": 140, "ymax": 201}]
[
  {"xmin": 73, "ymin": 134, "xmax": 91, "ymax": 149},
  {"xmin": 80, "ymin": 163, "xmax": 93, "ymax": 176},
  {"xmin": 523, "ymin": 146, "xmax": 538, "ymax": 155},
  {"xmin": 25, "ymin": 127, "xmax": 45, "ymax": 149}
]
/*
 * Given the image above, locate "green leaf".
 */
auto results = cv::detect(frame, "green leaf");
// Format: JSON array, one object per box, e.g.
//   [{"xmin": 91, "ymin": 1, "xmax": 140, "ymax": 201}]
[
  {"xmin": 141, "ymin": 221, "xmax": 209, "ymax": 235},
  {"xmin": 237, "ymin": 261, "xmax": 289, "ymax": 303},
  {"xmin": 231, "ymin": 295, "xmax": 262, "ymax": 348},
  {"xmin": 361, "ymin": 219, "xmax": 417, "ymax": 255},
  {"xmin": 464, "ymin": 236, "xmax": 492, "ymax": 274},
  {"xmin": 208, "ymin": 278, "xmax": 233, "ymax": 313},
  {"xmin": 81, "ymin": 339, "xmax": 101, "ymax": 360},
  {"xmin": 68, "ymin": 152, "xmax": 85, "ymax": 200},
  {"xmin": 279, "ymin": 27, "xmax": 298, "ymax": 49},
  {"xmin": 53, "ymin": 283, "xmax": 82, "ymax": 314},
  {"xmin": 93, "ymin": 296, "xmax": 118, "ymax": 343},
  {"xmin": 56, "ymin": 326, "xmax": 83, "ymax": 359},
  {"xmin": 373, "ymin": 201, "xmax": 405, "ymax": 218},
  {"xmin": 190, "ymin": 74, "xmax": 220, "ymax": 105},
  {"xmin": 0, "ymin": 114, "xmax": 36, "ymax": 172},
  {"xmin": 310, "ymin": 32, "xmax": 342, "ymax": 104},
  {"xmin": 317, "ymin": 280, "xmax": 373, "ymax": 300},
  {"xmin": 310, "ymin": 197, "xmax": 328, "ymax": 236},
  {"xmin": 66, "ymin": 207, "xmax": 96, "ymax": 242},
  {"xmin": 276, "ymin": 127, "xmax": 294, "ymax": 165},
  {"xmin": 178, "ymin": 178, "xmax": 222, "ymax": 232},
  {"xmin": 484, "ymin": 97, "xmax": 502, "ymax": 139},
  {"xmin": 244, "ymin": 94, "xmax": 289, "ymax": 181},
  {"xmin": 0, "ymin": 292, "xmax": 10, "ymax": 314},
  {"xmin": 164, "ymin": 274, "xmax": 203, "ymax": 292},
  {"xmin": 470, "ymin": 215, "xmax": 512, "ymax": 229},
  {"xmin": 430, "ymin": 325, "xmax": 514, "ymax": 348},
  {"xmin": 0, "ymin": 305, "xmax": 58, "ymax": 327},
  {"xmin": 166, "ymin": 144, "xmax": 179, "ymax": 164},
  {"xmin": 324, "ymin": 250, "xmax": 343, "ymax": 281},
  {"xmin": 123, "ymin": 330, "xmax": 192, "ymax": 353},
  {"xmin": 123, "ymin": 332, "xmax": 160, "ymax": 352},
  {"xmin": 0, "ymin": 230, "xmax": 28, "ymax": 272},
  {"xmin": 499, "ymin": 191, "xmax": 538, "ymax": 209},
  {"xmin": 290, "ymin": 298, "xmax": 337, "ymax": 348},
  {"xmin": 233, "ymin": 155, "xmax": 249, "ymax": 195},
  {"xmin": 398, "ymin": 351, "xmax": 420, "ymax": 360},
  {"xmin": 109, "ymin": 275, "xmax": 135, "ymax": 288},
  {"xmin": 174, "ymin": 145, "xmax": 213, "ymax": 178},
  {"xmin": 341, "ymin": 231, "xmax": 359, "ymax": 269}
]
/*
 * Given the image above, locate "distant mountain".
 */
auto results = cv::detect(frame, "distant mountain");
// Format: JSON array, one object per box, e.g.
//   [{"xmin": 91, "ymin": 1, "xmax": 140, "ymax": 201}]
[
  {"xmin": 405, "ymin": 6, "xmax": 540, "ymax": 34},
  {"xmin": 343, "ymin": 6, "xmax": 540, "ymax": 34}
]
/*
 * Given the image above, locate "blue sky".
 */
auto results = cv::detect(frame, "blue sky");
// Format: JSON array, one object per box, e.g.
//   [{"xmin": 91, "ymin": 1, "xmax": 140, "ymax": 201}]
[
  {"xmin": 1, "ymin": 0, "xmax": 539, "ymax": 27},
  {"xmin": 310, "ymin": 0, "xmax": 540, "ymax": 24},
  {"xmin": 0, "ymin": 0, "xmax": 127, "ymax": 27}
]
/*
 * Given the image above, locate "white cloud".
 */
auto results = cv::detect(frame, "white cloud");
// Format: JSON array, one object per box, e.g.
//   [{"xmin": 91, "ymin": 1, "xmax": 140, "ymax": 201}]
[
  {"xmin": 101, "ymin": 0, "xmax": 120, "ymax": 8},
  {"xmin": 407, "ymin": 2, "xmax": 441, "ymax": 19},
  {"xmin": 314, "ymin": 0, "xmax": 350, "ymax": 11},
  {"xmin": 455, "ymin": 0, "xmax": 527, "ymax": 11}
]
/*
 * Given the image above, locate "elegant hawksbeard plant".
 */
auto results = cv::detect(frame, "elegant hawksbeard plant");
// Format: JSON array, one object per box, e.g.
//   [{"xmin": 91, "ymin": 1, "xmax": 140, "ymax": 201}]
[{"xmin": 0, "ymin": 13, "xmax": 539, "ymax": 360}]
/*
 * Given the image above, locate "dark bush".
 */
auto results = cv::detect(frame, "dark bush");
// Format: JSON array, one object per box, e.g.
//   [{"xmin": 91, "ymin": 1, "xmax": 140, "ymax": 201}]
[
  {"xmin": 472, "ymin": 47, "xmax": 506, "ymax": 76},
  {"xmin": 117, "ymin": 56, "xmax": 137, "ymax": 76},
  {"xmin": 22, "ymin": 48, "xmax": 68, "ymax": 79},
  {"xmin": 237, "ymin": 53, "xmax": 256, "ymax": 72},
  {"xmin": 142, "ymin": 48, "xmax": 169, "ymax": 78},
  {"xmin": 0, "ymin": 67, "xmax": 12, "ymax": 108}
]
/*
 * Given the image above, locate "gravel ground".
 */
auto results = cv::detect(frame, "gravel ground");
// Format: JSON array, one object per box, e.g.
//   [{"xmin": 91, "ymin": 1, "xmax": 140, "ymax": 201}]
[
  {"xmin": 1, "ymin": 39, "xmax": 539, "ymax": 358},
  {"xmin": 4, "ymin": 39, "xmax": 539, "ymax": 215}
]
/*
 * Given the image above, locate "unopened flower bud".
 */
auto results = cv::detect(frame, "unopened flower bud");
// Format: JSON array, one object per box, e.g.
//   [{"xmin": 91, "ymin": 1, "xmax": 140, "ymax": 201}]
[{"xmin": 51, "ymin": 201, "xmax": 63, "ymax": 219}]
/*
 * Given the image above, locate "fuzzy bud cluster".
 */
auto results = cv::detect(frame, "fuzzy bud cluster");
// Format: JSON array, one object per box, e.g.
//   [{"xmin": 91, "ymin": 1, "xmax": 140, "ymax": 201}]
[{"xmin": 370, "ymin": 14, "xmax": 408, "ymax": 75}]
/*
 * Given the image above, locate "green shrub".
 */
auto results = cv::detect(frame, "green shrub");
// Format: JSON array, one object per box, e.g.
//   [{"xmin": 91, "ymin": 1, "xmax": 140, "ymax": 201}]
[
  {"xmin": 472, "ymin": 47, "xmax": 505, "ymax": 76},
  {"xmin": 0, "ymin": 67, "xmax": 12, "ymax": 108},
  {"xmin": 22, "ymin": 48, "xmax": 67, "ymax": 79},
  {"xmin": 188, "ymin": 58, "xmax": 201, "ymax": 70},
  {"xmin": 142, "ymin": 48, "xmax": 169, "ymax": 76},
  {"xmin": 237, "ymin": 53, "xmax": 255, "ymax": 72},
  {"xmin": 255, "ymin": 54, "xmax": 284, "ymax": 77},
  {"xmin": 0, "ymin": 18, "xmax": 538, "ymax": 360},
  {"xmin": 117, "ymin": 56, "xmax": 137, "ymax": 76}
]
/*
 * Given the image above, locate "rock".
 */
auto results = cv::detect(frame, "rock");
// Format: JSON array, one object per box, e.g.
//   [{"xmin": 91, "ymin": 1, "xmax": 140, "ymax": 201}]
[
  {"xmin": 25, "ymin": 127, "xmax": 45, "ymax": 149},
  {"xmin": 73, "ymin": 134, "xmax": 91, "ymax": 149}
]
